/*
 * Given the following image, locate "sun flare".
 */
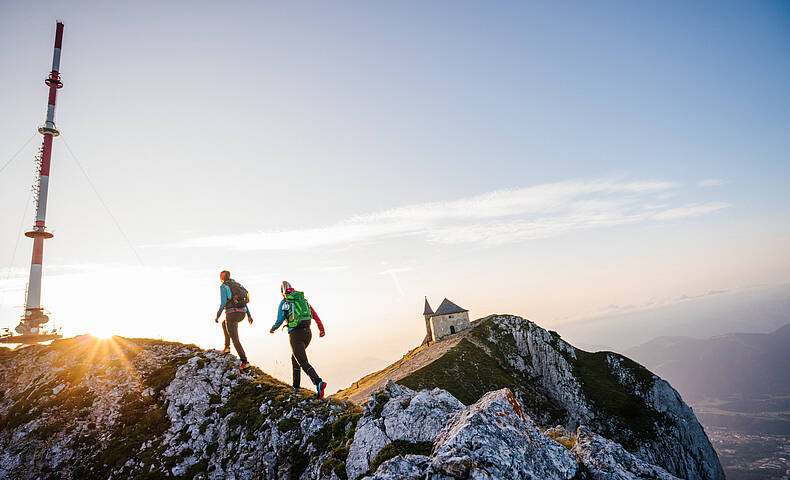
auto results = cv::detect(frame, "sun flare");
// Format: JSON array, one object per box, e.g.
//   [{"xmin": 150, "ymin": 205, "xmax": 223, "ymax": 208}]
[{"xmin": 90, "ymin": 323, "xmax": 116, "ymax": 340}]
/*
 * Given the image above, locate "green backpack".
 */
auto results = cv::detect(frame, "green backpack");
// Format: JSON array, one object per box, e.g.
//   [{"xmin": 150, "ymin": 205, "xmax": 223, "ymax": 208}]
[{"xmin": 285, "ymin": 291, "xmax": 312, "ymax": 328}]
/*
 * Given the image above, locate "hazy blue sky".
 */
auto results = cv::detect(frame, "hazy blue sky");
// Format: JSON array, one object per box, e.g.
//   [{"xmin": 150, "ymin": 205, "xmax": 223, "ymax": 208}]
[{"xmin": 1, "ymin": 1, "xmax": 788, "ymax": 389}]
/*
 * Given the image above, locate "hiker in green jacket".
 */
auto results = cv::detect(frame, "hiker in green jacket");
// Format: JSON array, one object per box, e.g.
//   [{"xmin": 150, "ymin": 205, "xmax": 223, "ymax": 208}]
[{"xmin": 270, "ymin": 281, "xmax": 327, "ymax": 399}]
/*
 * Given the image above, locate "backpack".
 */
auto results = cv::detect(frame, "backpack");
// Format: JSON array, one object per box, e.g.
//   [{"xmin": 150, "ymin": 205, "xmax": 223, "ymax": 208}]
[
  {"xmin": 285, "ymin": 291, "xmax": 312, "ymax": 328},
  {"xmin": 226, "ymin": 280, "xmax": 249, "ymax": 309}
]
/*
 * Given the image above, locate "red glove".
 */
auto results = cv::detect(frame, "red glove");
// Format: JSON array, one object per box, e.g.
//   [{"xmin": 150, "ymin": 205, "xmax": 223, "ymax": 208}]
[{"xmin": 319, "ymin": 330, "xmax": 326, "ymax": 338}]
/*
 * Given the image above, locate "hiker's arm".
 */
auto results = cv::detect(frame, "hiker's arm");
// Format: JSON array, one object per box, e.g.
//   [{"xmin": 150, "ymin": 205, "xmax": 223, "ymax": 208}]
[
  {"xmin": 270, "ymin": 300, "xmax": 286, "ymax": 332},
  {"xmin": 216, "ymin": 284, "xmax": 229, "ymax": 319},
  {"xmin": 310, "ymin": 304, "xmax": 325, "ymax": 336},
  {"xmin": 245, "ymin": 305, "xmax": 253, "ymax": 324}
]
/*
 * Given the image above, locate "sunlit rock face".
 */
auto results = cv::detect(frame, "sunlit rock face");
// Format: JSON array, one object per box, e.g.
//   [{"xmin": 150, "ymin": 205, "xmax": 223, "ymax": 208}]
[
  {"xmin": 0, "ymin": 327, "xmax": 724, "ymax": 480},
  {"xmin": 0, "ymin": 336, "xmax": 361, "ymax": 480}
]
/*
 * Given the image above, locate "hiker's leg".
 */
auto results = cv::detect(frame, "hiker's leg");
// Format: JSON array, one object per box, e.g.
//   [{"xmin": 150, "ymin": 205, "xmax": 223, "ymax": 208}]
[
  {"xmin": 221, "ymin": 318, "xmax": 231, "ymax": 349},
  {"xmin": 290, "ymin": 329, "xmax": 321, "ymax": 386},
  {"xmin": 288, "ymin": 333, "xmax": 306, "ymax": 388},
  {"xmin": 226, "ymin": 311, "xmax": 247, "ymax": 363},
  {"xmin": 291, "ymin": 354, "xmax": 301, "ymax": 389}
]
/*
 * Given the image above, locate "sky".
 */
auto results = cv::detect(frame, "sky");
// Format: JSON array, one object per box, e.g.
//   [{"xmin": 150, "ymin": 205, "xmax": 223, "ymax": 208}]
[{"xmin": 1, "ymin": 1, "xmax": 789, "ymax": 391}]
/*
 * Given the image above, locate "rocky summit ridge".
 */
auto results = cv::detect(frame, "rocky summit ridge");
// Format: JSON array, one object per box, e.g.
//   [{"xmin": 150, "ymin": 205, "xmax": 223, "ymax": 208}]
[{"xmin": 0, "ymin": 317, "xmax": 723, "ymax": 479}]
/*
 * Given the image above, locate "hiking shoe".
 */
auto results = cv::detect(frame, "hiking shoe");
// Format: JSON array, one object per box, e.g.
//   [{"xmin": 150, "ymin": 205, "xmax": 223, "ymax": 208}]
[
  {"xmin": 239, "ymin": 362, "xmax": 250, "ymax": 371},
  {"xmin": 316, "ymin": 381, "xmax": 326, "ymax": 399},
  {"xmin": 221, "ymin": 347, "xmax": 231, "ymax": 354},
  {"xmin": 293, "ymin": 387, "xmax": 300, "ymax": 393}
]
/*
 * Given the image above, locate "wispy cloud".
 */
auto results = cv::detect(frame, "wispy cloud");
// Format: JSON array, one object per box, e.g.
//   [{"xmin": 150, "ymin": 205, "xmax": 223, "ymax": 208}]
[
  {"xmin": 697, "ymin": 178, "xmax": 727, "ymax": 187},
  {"xmin": 653, "ymin": 202, "xmax": 729, "ymax": 220},
  {"xmin": 161, "ymin": 177, "xmax": 729, "ymax": 251}
]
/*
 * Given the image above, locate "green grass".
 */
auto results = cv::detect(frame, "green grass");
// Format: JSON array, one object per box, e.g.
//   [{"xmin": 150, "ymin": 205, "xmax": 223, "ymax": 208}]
[
  {"xmin": 94, "ymin": 392, "xmax": 170, "ymax": 472},
  {"xmin": 216, "ymin": 370, "xmax": 362, "ymax": 480},
  {"xmin": 218, "ymin": 372, "xmax": 294, "ymax": 431},
  {"xmin": 399, "ymin": 332, "xmax": 566, "ymax": 425},
  {"xmin": 287, "ymin": 445, "xmax": 309, "ymax": 480},
  {"xmin": 571, "ymin": 349, "xmax": 664, "ymax": 449},
  {"xmin": 0, "ymin": 380, "xmax": 64, "ymax": 431},
  {"xmin": 144, "ymin": 355, "xmax": 192, "ymax": 395},
  {"xmin": 371, "ymin": 391, "xmax": 389, "ymax": 418},
  {"xmin": 314, "ymin": 410, "xmax": 363, "ymax": 479},
  {"xmin": 278, "ymin": 417, "xmax": 300, "ymax": 432},
  {"xmin": 182, "ymin": 459, "xmax": 209, "ymax": 478},
  {"xmin": 399, "ymin": 338, "xmax": 516, "ymax": 405}
]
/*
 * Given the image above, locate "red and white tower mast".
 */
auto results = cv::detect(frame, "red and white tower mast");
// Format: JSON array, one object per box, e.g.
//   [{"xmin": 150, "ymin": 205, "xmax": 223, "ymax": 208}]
[{"xmin": 15, "ymin": 22, "xmax": 65, "ymax": 340}]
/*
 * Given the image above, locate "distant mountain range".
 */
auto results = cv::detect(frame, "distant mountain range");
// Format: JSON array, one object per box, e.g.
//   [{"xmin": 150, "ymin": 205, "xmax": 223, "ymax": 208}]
[
  {"xmin": 627, "ymin": 324, "xmax": 790, "ymax": 434},
  {"xmin": 558, "ymin": 283, "xmax": 790, "ymax": 352}
]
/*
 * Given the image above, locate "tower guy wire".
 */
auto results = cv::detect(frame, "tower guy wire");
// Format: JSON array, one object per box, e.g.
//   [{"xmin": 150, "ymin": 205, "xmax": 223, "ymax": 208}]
[
  {"xmin": 60, "ymin": 136, "xmax": 146, "ymax": 268},
  {"xmin": 1, "ymin": 190, "xmax": 33, "ymax": 314},
  {"xmin": 0, "ymin": 132, "xmax": 38, "ymax": 176}
]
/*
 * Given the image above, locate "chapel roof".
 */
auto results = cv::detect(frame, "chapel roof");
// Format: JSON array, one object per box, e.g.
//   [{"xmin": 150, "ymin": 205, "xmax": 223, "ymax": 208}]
[
  {"xmin": 423, "ymin": 297, "xmax": 434, "ymax": 316},
  {"xmin": 433, "ymin": 298, "xmax": 468, "ymax": 316}
]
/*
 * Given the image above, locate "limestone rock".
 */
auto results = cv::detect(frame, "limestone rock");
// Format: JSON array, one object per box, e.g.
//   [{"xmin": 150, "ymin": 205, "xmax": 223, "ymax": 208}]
[
  {"xmin": 361, "ymin": 454, "xmax": 431, "ymax": 480},
  {"xmin": 429, "ymin": 388, "xmax": 578, "ymax": 480},
  {"xmin": 462, "ymin": 315, "xmax": 725, "ymax": 480},
  {"xmin": 573, "ymin": 426, "xmax": 682, "ymax": 480},
  {"xmin": 0, "ymin": 325, "xmax": 725, "ymax": 480},
  {"xmin": 346, "ymin": 380, "xmax": 463, "ymax": 479}
]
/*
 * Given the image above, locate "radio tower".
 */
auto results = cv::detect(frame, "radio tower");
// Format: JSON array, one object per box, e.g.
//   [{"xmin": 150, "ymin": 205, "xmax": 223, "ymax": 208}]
[{"xmin": 1, "ymin": 22, "xmax": 65, "ymax": 344}]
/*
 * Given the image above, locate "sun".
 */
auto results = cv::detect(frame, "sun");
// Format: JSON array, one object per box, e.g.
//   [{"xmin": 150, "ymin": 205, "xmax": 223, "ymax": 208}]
[{"xmin": 90, "ymin": 323, "xmax": 116, "ymax": 340}]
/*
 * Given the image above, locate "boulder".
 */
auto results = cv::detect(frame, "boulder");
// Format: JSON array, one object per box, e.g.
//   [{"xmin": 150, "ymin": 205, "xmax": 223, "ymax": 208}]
[
  {"xmin": 429, "ymin": 388, "xmax": 578, "ymax": 480},
  {"xmin": 572, "ymin": 425, "xmax": 681, "ymax": 480},
  {"xmin": 346, "ymin": 381, "xmax": 463, "ymax": 479},
  {"xmin": 361, "ymin": 454, "xmax": 432, "ymax": 480}
]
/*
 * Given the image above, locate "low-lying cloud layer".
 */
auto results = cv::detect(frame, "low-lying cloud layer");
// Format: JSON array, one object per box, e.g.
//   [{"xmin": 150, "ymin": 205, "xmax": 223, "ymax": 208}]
[{"xmin": 166, "ymin": 178, "xmax": 729, "ymax": 251}]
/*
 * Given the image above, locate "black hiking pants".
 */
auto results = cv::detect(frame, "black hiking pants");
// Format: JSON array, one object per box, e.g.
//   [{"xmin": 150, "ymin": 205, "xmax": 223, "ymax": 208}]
[
  {"xmin": 289, "ymin": 328, "xmax": 322, "ymax": 389},
  {"xmin": 223, "ymin": 311, "xmax": 247, "ymax": 363}
]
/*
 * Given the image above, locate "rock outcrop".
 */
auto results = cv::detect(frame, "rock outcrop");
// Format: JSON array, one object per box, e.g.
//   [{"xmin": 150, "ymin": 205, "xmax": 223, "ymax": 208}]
[
  {"xmin": 429, "ymin": 388, "xmax": 578, "ymax": 480},
  {"xmin": 0, "ymin": 336, "xmax": 361, "ymax": 479},
  {"xmin": 0, "ymin": 327, "xmax": 724, "ymax": 480},
  {"xmin": 367, "ymin": 314, "xmax": 725, "ymax": 480},
  {"xmin": 352, "ymin": 384, "xmax": 681, "ymax": 480},
  {"xmin": 573, "ymin": 426, "xmax": 681, "ymax": 480},
  {"xmin": 346, "ymin": 381, "xmax": 463, "ymax": 479}
]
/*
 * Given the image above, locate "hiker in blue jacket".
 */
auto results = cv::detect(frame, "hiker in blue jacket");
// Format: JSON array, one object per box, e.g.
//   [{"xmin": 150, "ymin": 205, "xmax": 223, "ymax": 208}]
[
  {"xmin": 215, "ymin": 270, "xmax": 253, "ymax": 370},
  {"xmin": 270, "ymin": 280, "xmax": 327, "ymax": 398}
]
